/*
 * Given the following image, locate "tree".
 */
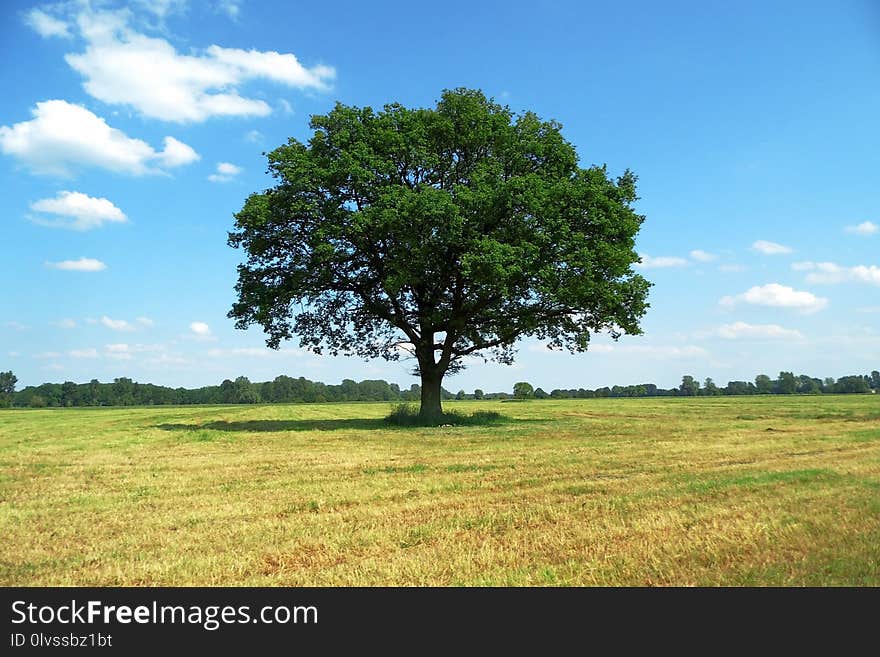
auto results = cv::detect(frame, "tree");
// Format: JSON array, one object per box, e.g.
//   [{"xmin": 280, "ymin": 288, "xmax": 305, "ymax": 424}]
[
  {"xmin": 679, "ymin": 375, "xmax": 699, "ymax": 397},
  {"xmin": 776, "ymin": 371, "xmax": 797, "ymax": 395},
  {"xmin": 702, "ymin": 377, "xmax": 719, "ymax": 396},
  {"xmin": 871, "ymin": 370, "xmax": 880, "ymax": 390},
  {"xmin": 0, "ymin": 371, "xmax": 16, "ymax": 408},
  {"xmin": 227, "ymin": 89, "xmax": 651, "ymax": 419},
  {"xmin": 755, "ymin": 374, "xmax": 773, "ymax": 395},
  {"xmin": 513, "ymin": 382, "xmax": 535, "ymax": 399},
  {"xmin": 533, "ymin": 387, "xmax": 549, "ymax": 399},
  {"xmin": 473, "ymin": 388, "xmax": 484, "ymax": 400}
]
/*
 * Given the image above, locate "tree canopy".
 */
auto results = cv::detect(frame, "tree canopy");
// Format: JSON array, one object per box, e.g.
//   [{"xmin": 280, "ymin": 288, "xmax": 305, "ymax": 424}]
[{"xmin": 228, "ymin": 88, "xmax": 651, "ymax": 418}]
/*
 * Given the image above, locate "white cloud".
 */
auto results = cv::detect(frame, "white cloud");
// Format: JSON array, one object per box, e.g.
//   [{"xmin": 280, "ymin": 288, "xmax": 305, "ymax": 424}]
[
  {"xmin": 54, "ymin": 318, "xmax": 77, "ymax": 329},
  {"xmin": 206, "ymin": 347, "xmax": 305, "ymax": 358},
  {"xmin": 844, "ymin": 221, "xmax": 877, "ymax": 236},
  {"xmin": 635, "ymin": 254, "xmax": 688, "ymax": 269},
  {"xmin": 69, "ymin": 348, "xmax": 99, "ymax": 359},
  {"xmin": 104, "ymin": 342, "xmax": 164, "ymax": 360},
  {"xmin": 529, "ymin": 341, "xmax": 706, "ymax": 358},
  {"xmin": 190, "ymin": 321, "xmax": 212, "ymax": 336},
  {"xmin": 35, "ymin": 351, "xmax": 61, "ymax": 359},
  {"xmin": 156, "ymin": 136, "xmax": 199, "ymax": 167},
  {"xmin": 136, "ymin": 317, "xmax": 154, "ymax": 327},
  {"xmin": 216, "ymin": 0, "xmax": 242, "ymax": 20},
  {"xmin": 751, "ymin": 240, "xmax": 793, "ymax": 255},
  {"xmin": 794, "ymin": 261, "xmax": 880, "ymax": 286},
  {"xmin": 689, "ymin": 249, "xmax": 716, "ymax": 262},
  {"xmin": 716, "ymin": 321, "xmax": 804, "ymax": 340},
  {"xmin": 101, "ymin": 316, "xmax": 134, "ymax": 331},
  {"xmin": 62, "ymin": 10, "xmax": 334, "ymax": 123},
  {"xmin": 8, "ymin": 351, "xmax": 20, "ymax": 358},
  {"xmin": 43, "ymin": 363, "xmax": 64, "ymax": 372},
  {"xmin": 46, "ymin": 257, "xmax": 107, "ymax": 272},
  {"xmin": 719, "ymin": 283, "xmax": 827, "ymax": 313},
  {"xmin": 25, "ymin": 9, "xmax": 71, "ymax": 38},
  {"xmin": 244, "ymin": 129, "xmax": 263, "ymax": 144},
  {"xmin": 278, "ymin": 98, "xmax": 293, "ymax": 115},
  {"xmin": 30, "ymin": 190, "xmax": 127, "ymax": 230},
  {"xmin": 135, "ymin": 0, "xmax": 187, "ymax": 19},
  {"xmin": 0, "ymin": 100, "xmax": 199, "ymax": 176},
  {"xmin": 718, "ymin": 264, "xmax": 747, "ymax": 273},
  {"xmin": 208, "ymin": 161, "xmax": 242, "ymax": 182}
]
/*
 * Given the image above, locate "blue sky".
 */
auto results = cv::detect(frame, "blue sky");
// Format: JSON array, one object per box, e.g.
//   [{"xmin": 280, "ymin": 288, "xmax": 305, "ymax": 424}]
[{"xmin": 1, "ymin": 0, "xmax": 878, "ymax": 392}]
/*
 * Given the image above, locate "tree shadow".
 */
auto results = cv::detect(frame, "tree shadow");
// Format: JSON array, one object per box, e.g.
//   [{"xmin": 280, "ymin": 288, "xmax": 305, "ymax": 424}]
[{"xmin": 156, "ymin": 419, "xmax": 390, "ymax": 433}]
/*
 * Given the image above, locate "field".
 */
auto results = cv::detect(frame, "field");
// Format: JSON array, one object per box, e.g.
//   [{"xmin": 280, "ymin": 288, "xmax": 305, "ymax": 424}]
[{"xmin": 1, "ymin": 395, "xmax": 878, "ymax": 586}]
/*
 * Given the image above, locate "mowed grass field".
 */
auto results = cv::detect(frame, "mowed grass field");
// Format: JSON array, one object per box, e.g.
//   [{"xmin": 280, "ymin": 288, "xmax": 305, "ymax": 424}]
[{"xmin": 1, "ymin": 395, "xmax": 878, "ymax": 586}]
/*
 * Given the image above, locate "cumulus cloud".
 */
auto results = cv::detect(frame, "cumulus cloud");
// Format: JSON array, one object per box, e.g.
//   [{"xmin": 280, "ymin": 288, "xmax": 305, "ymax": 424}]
[
  {"xmin": 844, "ymin": 221, "xmax": 877, "ymax": 236},
  {"xmin": 528, "ymin": 342, "xmax": 706, "ymax": 358},
  {"xmin": 0, "ymin": 100, "xmax": 199, "ymax": 176},
  {"xmin": 101, "ymin": 316, "xmax": 134, "ymax": 331},
  {"xmin": 25, "ymin": 8, "xmax": 71, "ymax": 38},
  {"xmin": 751, "ymin": 240, "xmax": 793, "ymax": 255},
  {"xmin": 190, "ymin": 321, "xmax": 212, "ymax": 337},
  {"xmin": 46, "ymin": 257, "xmax": 107, "ymax": 271},
  {"xmin": 635, "ymin": 254, "xmax": 688, "ymax": 269},
  {"xmin": 216, "ymin": 0, "xmax": 242, "ymax": 20},
  {"xmin": 689, "ymin": 249, "xmax": 717, "ymax": 262},
  {"xmin": 207, "ymin": 161, "xmax": 242, "ymax": 182},
  {"xmin": 793, "ymin": 261, "xmax": 880, "ymax": 286},
  {"xmin": 716, "ymin": 321, "xmax": 804, "ymax": 340},
  {"xmin": 206, "ymin": 347, "xmax": 305, "ymax": 358},
  {"xmin": 69, "ymin": 348, "xmax": 99, "ymax": 359},
  {"xmin": 30, "ymin": 190, "xmax": 127, "ymax": 230},
  {"xmin": 61, "ymin": 9, "xmax": 334, "ymax": 122},
  {"xmin": 719, "ymin": 283, "xmax": 827, "ymax": 313},
  {"xmin": 104, "ymin": 343, "xmax": 164, "ymax": 360}
]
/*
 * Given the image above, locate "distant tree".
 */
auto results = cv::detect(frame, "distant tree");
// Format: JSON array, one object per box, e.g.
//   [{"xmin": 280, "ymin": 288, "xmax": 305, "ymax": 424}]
[
  {"xmin": 473, "ymin": 388, "xmax": 484, "ymax": 400},
  {"xmin": 702, "ymin": 377, "xmax": 719, "ymax": 396},
  {"xmin": 533, "ymin": 387, "xmax": 549, "ymax": 399},
  {"xmin": 755, "ymin": 374, "xmax": 773, "ymax": 395},
  {"xmin": 226, "ymin": 88, "xmax": 651, "ymax": 420},
  {"xmin": 796, "ymin": 375, "xmax": 820, "ymax": 394},
  {"xmin": 513, "ymin": 382, "xmax": 535, "ymax": 399},
  {"xmin": 679, "ymin": 375, "xmax": 699, "ymax": 397},
  {"xmin": 823, "ymin": 377, "xmax": 836, "ymax": 390},
  {"xmin": 455, "ymin": 390, "xmax": 466, "ymax": 400},
  {"xmin": 0, "ymin": 371, "xmax": 16, "ymax": 408},
  {"xmin": 834, "ymin": 375, "xmax": 870, "ymax": 394},
  {"xmin": 776, "ymin": 371, "xmax": 797, "ymax": 395},
  {"xmin": 60, "ymin": 381, "xmax": 78, "ymax": 407},
  {"xmin": 871, "ymin": 370, "xmax": 880, "ymax": 390},
  {"xmin": 725, "ymin": 380, "xmax": 755, "ymax": 395},
  {"xmin": 234, "ymin": 376, "xmax": 261, "ymax": 403}
]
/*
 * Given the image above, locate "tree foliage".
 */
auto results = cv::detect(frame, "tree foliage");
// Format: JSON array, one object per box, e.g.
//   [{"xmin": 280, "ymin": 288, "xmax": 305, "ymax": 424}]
[{"xmin": 228, "ymin": 88, "xmax": 651, "ymax": 418}]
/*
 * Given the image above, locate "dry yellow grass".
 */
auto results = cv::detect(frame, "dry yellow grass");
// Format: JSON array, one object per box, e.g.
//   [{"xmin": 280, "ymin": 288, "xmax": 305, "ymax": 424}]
[{"xmin": 1, "ymin": 395, "xmax": 878, "ymax": 585}]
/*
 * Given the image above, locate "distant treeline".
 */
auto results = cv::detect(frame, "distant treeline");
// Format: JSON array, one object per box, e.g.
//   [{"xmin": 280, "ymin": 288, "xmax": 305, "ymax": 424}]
[
  {"xmin": 533, "ymin": 371, "xmax": 879, "ymax": 399},
  {"xmin": 0, "ymin": 369, "xmax": 877, "ymax": 408}
]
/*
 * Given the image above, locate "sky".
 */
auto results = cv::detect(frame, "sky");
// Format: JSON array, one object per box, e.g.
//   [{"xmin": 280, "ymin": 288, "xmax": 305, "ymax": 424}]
[{"xmin": 1, "ymin": 0, "xmax": 878, "ymax": 393}]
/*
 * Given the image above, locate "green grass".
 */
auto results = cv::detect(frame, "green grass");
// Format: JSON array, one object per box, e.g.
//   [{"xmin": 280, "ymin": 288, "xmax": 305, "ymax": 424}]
[{"xmin": 1, "ymin": 395, "xmax": 879, "ymax": 586}]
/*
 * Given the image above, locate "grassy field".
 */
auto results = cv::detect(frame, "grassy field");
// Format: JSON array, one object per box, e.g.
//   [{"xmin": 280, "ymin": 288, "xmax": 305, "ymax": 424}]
[{"xmin": 1, "ymin": 395, "xmax": 878, "ymax": 586}]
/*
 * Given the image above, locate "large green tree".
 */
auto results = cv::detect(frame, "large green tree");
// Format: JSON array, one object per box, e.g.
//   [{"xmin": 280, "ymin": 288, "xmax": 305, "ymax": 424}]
[
  {"xmin": 0, "ymin": 371, "xmax": 16, "ymax": 408},
  {"xmin": 228, "ymin": 89, "xmax": 651, "ymax": 419}
]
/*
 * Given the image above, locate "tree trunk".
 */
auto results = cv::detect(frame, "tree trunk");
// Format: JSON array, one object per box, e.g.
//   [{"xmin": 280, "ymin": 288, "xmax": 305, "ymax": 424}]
[{"xmin": 419, "ymin": 369, "xmax": 444, "ymax": 421}]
